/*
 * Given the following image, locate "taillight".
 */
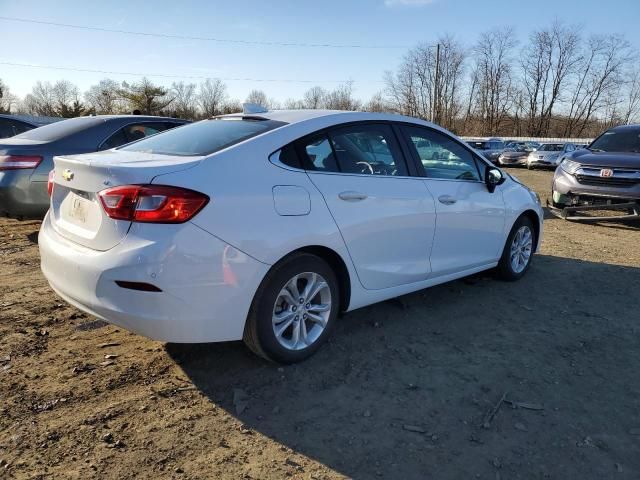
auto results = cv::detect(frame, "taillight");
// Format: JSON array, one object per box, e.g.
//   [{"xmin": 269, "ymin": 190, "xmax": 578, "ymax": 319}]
[
  {"xmin": 98, "ymin": 185, "xmax": 209, "ymax": 223},
  {"xmin": 0, "ymin": 155, "xmax": 43, "ymax": 170},
  {"xmin": 47, "ymin": 170, "xmax": 55, "ymax": 197}
]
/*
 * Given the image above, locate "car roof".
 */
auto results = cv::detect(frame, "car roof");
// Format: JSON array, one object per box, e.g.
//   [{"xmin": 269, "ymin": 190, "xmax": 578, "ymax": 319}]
[
  {"xmin": 610, "ymin": 124, "xmax": 640, "ymax": 132},
  {"xmin": 0, "ymin": 114, "xmax": 37, "ymax": 126},
  {"xmin": 219, "ymin": 109, "xmax": 436, "ymax": 127},
  {"xmin": 78, "ymin": 114, "xmax": 187, "ymax": 122}
]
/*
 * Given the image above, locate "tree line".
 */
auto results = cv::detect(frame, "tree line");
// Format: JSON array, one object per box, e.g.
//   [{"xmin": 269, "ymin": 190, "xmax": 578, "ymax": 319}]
[{"xmin": 1, "ymin": 21, "xmax": 639, "ymax": 138}]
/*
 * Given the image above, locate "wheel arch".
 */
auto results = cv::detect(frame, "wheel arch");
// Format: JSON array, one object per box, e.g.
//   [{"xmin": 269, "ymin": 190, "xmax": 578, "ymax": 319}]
[
  {"xmin": 274, "ymin": 245, "xmax": 352, "ymax": 312},
  {"xmin": 518, "ymin": 209, "xmax": 542, "ymax": 250}
]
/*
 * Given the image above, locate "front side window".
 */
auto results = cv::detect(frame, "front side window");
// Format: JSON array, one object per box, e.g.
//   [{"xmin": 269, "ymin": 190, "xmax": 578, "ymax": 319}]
[
  {"xmin": 403, "ymin": 126, "xmax": 481, "ymax": 181},
  {"xmin": 327, "ymin": 124, "xmax": 407, "ymax": 176}
]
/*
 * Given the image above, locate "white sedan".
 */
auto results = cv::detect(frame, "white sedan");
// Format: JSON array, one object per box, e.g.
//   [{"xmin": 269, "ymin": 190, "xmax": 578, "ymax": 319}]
[{"xmin": 39, "ymin": 107, "xmax": 543, "ymax": 363}]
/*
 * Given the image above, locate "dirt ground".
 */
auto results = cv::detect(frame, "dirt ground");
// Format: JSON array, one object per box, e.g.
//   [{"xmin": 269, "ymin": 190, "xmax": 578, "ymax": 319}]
[{"xmin": 1, "ymin": 169, "xmax": 639, "ymax": 480}]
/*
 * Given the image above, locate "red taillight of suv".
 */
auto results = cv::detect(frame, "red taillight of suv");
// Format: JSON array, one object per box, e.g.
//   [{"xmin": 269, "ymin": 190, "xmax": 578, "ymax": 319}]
[
  {"xmin": 47, "ymin": 170, "xmax": 55, "ymax": 197},
  {"xmin": 98, "ymin": 185, "xmax": 209, "ymax": 223},
  {"xmin": 0, "ymin": 155, "xmax": 43, "ymax": 170}
]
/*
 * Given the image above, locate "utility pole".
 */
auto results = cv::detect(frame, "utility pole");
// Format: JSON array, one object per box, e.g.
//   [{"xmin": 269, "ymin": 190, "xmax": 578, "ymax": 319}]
[{"xmin": 432, "ymin": 43, "xmax": 441, "ymax": 124}]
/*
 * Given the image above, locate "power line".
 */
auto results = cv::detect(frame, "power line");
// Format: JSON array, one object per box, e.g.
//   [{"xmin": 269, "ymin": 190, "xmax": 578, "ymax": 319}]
[
  {"xmin": 0, "ymin": 15, "xmax": 409, "ymax": 49},
  {"xmin": 0, "ymin": 61, "xmax": 384, "ymax": 84}
]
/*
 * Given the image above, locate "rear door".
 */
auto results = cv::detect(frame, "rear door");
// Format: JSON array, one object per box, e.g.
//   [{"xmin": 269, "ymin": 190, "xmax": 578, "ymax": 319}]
[
  {"xmin": 301, "ymin": 123, "xmax": 436, "ymax": 290},
  {"xmin": 400, "ymin": 125, "xmax": 506, "ymax": 277}
]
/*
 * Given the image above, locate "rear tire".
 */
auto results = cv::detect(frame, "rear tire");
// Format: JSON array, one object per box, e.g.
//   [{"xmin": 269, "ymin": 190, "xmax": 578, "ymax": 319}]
[
  {"xmin": 243, "ymin": 253, "xmax": 339, "ymax": 363},
  {"xmin": 496, "ymin": 216, "xmax": 536, "ymax": 281}
]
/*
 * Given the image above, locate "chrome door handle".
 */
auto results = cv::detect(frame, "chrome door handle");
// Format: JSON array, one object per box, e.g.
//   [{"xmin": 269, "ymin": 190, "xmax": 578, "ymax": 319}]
[
  {"xmin": 438, "ymin": 195, "xmax": 457, "ymax": 205},
  {"xmin": 338, "ymin": 191, "xmax": 368, "ymax": 201}
]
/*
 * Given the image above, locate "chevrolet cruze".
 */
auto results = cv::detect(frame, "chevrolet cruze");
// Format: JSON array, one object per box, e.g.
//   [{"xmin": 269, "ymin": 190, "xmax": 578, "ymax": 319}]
[{"xmin": 39, "ymin": 107, "xmax": 543, "ymax": 363}]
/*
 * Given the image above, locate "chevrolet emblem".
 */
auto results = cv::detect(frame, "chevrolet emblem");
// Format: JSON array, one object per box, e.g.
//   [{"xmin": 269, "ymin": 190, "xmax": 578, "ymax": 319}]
[{"xmin": 62, "ymin": 169, "xmax": 74, "ymax": 181}]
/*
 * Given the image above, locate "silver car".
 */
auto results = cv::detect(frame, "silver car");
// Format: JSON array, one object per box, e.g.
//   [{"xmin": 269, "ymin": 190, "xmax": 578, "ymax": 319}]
[
  {"xmin": 550, "ymin": 125, "xmax": 640, "ymax": 219},
  {"xmin": 526, "ymin": 143, "xmax": 577, "ymax": 170},
  {"xmin": 467, "ymin": 138, "xmax": 505, "ymax": 164},
  {"xmin": 0, "ymin": 115, "xmax": 188, "ymax": 219}
]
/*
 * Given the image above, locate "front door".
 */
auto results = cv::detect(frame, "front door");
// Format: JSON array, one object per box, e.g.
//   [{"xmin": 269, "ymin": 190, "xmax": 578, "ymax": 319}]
[
  {"xmin": 400, "ymin": 125, "xmax": 506, "ymax": 277},
  {"xmin": 301, "ymin": 123, "xmax": 436, "ymax": 290}
]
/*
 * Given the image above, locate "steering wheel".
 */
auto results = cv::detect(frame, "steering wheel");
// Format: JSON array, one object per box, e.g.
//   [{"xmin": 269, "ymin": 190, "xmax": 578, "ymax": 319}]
[{"xmin": 356, "ymin": 161, "xmax": 374, "ymax": 175}]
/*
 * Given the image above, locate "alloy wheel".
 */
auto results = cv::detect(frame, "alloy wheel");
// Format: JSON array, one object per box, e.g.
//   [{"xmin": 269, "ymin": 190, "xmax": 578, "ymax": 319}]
[
  {"xmin": 509, "ymin": 225, "xmax": 533, "ymax": 273},
  {"xmin": 272, "ymin": 272, "xmax": 332, "ymax": 351}
]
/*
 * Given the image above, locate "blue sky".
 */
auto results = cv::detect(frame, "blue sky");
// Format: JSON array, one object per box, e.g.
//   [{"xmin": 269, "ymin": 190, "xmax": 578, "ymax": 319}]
[{"xmin": 1, "ymin": 0, "xmax": 639, "ymax": 102}]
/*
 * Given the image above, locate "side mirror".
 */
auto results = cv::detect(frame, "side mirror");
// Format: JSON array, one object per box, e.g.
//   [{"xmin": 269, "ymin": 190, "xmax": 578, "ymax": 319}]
[{"xmin": 485, "ymin": 166, "xmax": 505, "ymax": 193}]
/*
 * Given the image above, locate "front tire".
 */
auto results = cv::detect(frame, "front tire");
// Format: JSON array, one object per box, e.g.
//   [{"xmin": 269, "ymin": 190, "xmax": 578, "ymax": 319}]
[
  {"xmin": 243, "ymin": 253, "xmax": 340, "ymax": 363},
  {"xmin": 496, "ymin": 216, "xmax": 535, "ymax": 281}
]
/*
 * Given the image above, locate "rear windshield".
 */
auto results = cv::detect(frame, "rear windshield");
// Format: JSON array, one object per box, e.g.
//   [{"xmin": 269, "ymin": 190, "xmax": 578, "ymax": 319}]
[
  {"xmin": 13, "ymin": 116, "xmax": 104, "ymax": 141},
  {"xmin": 590, "ymin": 129, "xmax": 640, "ymax": 153},
  {"xmin": 119, "ymin": 118, "xmax": 285, "ymax": 156},
  {"xmin": 539, "ymin": 144, "xmax": 563, "ymax": 151},
  {"xmin": 469, "ymin": 142, "xmax": 489, "ymax": 149}
]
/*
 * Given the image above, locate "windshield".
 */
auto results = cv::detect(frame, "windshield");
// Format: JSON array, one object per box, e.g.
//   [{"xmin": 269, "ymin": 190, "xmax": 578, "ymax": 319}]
[
  {"xmin": 539, "ymin": 144, "xmax": 563, "ymax": 152},
  {"xmin": 509, "ymin": 144, "xmax": 531, "ymax": 152},
  {"xmin": 13, "ymin": 116, "xmax": 104, "ymax": 141},
  {"xmin": 589, "ymin": 129, "xmax": 640, "ymax": 153},
  {"xmin": 120, "ymin": 118, "xmax": 285, "ymax": 156},
  {"xmin": 469, "ymin": 142, "xmax": 489, "ymax": 150}
]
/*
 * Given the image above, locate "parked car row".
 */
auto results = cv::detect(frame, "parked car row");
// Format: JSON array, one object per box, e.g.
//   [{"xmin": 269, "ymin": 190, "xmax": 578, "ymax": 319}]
[
  {"xmin": 0, "ymin": 115, "xmax": 188, "ymax": 218},
  {"xmin": 467, "ymin": 138, "xmax": 582, "ymax": 170}
]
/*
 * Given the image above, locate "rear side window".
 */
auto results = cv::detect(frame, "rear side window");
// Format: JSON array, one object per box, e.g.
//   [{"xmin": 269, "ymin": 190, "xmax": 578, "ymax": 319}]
[
  {"xmin": 0, "ymin": 119, "xmax": 16, "ymax": 138},
  {"xmin": 101, "ymin": 129, "xmax": 128, "ymax": 150},
  {"xmin": 300, "ymin": 124, "xmax": 407, "ymax": 176},
  {"xmin": 120, "ymin": 118, "xmax": 284, "ymax": 156},
  {"xmin": 303, "ymin": 135, "xmax": 338, "ymax": 171}
]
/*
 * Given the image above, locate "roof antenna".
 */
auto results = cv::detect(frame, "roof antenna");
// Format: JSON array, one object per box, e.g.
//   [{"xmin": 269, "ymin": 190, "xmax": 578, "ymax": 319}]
[{"xmin": 242, "ymin": 103, "xmax": 268, "ymax": 114}]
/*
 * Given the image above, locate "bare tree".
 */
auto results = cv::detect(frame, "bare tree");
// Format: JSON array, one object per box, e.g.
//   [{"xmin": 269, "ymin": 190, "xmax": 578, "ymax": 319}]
[
  {"xmin": 283, "ymin": 98, "xmax": 305, "ymax": 109},
  {"xmin": 472, "ymin": 28, "xmax": 517, "ymax": 135},
  {"xmin": 23, "ymin": 81, "xmax": 57, "ymax": 116},
  {"xmin": 621, "ymin": 67, "xmax": 640, "ymax": 124},
  {"xmin": 84, "ymin": 79, "xmax": 123, "ymax": 114},
  {"xmin": 563, "ymin": 35, "xmax": 634, "ymax": 136},
  {"xmin": 434, "ymin": 35, "xmax": 466, "ymax": 128},
  {"xmin": 384, "ymin": 35, "xmax": 466, "ymax": 129},
  {"xmin": 198, "ymin": 78, "xmax": 227, "ymax": 117},
  {"xmin": 221, "ymin": 99, "xmax": 242, "ymax": 114},
  {"xmin": 363, "ymin": 92, "xmax": 392, "ymax": 113},
  {"xmin": 171, "ymin": 81, "xmax": 198, "ymax": 119},
  {"xmin": 521, "ymin": 22, "xmax": 581, "ymax": 136},
  {"xmin": 324, "ymin": 82, "xmax": 361, "ymax": 110},
  {"xmin": 0, "ymin": 79, "xmax": 18, "ymax": 114},
  {"xmin": 303, "ymin": 86, "xmax": 327, "ymax": 109},
  {"xmin": 245, "ymin": 89, "xmax": 268, "ymax": 106}
]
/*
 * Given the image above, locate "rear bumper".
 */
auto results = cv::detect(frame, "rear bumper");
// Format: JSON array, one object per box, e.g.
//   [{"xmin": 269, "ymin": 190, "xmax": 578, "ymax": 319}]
[
  {"xmin": 0, "ymin": 170, "xmax": 49, "ymax": 218},
  {"xmin": 39, "ymin": 214, "xmax": 270, "ymax": 342}
]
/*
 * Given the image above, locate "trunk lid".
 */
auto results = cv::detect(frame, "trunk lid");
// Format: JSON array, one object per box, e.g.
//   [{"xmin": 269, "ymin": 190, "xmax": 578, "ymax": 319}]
[{"xmin": 50, "ymin": 150, "xmax": 202, "ymax": 251}]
